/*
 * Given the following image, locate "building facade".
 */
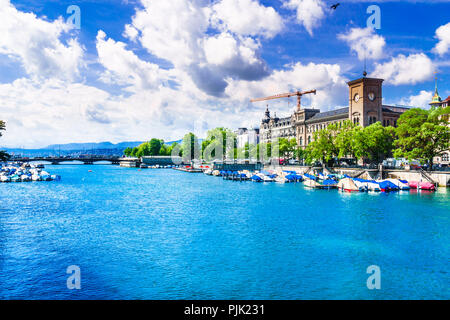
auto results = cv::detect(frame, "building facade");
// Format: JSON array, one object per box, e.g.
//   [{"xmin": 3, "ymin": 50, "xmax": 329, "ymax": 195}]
[
  {"xmin": 429, "ymin": 84, "xmax": 450, "ymax": 165},
  {"xmin": 235, "ymin": 127, "xmax": 260, "ymax": 149},
  {"xmin": 260, "ymin": 76, "xmax": 408, "ymax": 148}
]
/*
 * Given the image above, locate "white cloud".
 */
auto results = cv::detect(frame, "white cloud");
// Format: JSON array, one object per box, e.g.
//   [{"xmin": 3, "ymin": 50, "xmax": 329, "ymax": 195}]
[
  {"xmin": 211, "ymin": 0, "xmax": 284, "ymax": 38},
  {"xmin": 283, "ymin": 0, "xmax": 326, "ymax": 36},
  {"xmin": 433, "ymin": 22, "xmax": 450, "ymax": 56},
  {"xmin": 128, "ymin": 0, "xmax": 210, "ymax": 68},
  {"xmin": 125, "ymin": 0, "xmax": 271, "ymax": 97},
  {"xmin": 338, "ymin": 27, "xmax": 386, "ymax": 60},
  {"xmin": 399, "ymin": 90, "xmax": 433, "ymax": 109},
  {"xmin": 371, "ymin": 53, "xmax": 434, "ymax": 85},
  {"xmin": 226, "ymin": 62, "xmax": 348, "ymax": 112},
  {"xmin": 96, "ymin": 30, "xmax": 168, "ymax": 92},
  {"xmin": 0, "ymin": 0, "xmax": 84, "ymax": 80}
]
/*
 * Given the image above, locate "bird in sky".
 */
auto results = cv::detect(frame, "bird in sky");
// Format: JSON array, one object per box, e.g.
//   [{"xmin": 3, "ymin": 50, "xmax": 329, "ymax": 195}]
[{"xmin": 330, "ymin": 3, "xmax": 340, "ymax": 10}]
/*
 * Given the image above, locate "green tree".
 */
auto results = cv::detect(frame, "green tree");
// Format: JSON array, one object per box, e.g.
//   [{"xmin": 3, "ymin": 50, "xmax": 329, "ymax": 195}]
[
  {"xmin": 335, "ymin": 120, "xmax": 357, "ymax": 159},
  {"xmin": 306, "ymin": 124, "xmax": 339, "ymax": 165},
  {"xmin": 0, "ymin": 120, "xmax": 10, "ymax": 161},
  {"xmin": 181, "ymin": 132, "xmax": 200, "ymax": 161},
  {"xmin": 123, "ymin": 147, "xmax": 132, "ymax": 156},
  {"xmin": 353, "ymin": 122, "xmax": 395, "ymax": 163},
  {"xmin": 394, "ymin": 107, "xmax": 450, "ymax": 168},
  {"xmin": 202, "ymin": 127, "xmax": 236, "ymax": 160},
  {"xmin": 148, "ymin": 138, "xmax": 162, "ymax": 155}
]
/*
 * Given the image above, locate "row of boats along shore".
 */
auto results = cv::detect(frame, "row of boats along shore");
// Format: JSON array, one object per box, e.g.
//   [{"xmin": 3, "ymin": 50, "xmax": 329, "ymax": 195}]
[
  {"xmin": 0, "ymin": 163, "xmax": 60, "ymax": 183},
  {"xmin": 202, "ymin": 168, "xmax": 436, "ymax": 192}
]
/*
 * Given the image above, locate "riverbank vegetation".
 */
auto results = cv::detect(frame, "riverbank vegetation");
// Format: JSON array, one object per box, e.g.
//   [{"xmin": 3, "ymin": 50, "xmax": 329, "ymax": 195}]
[
  {"xmin": 122, "ymin": 106, "xmax": 449, "ymax": 167},
  {"xmin": 0, "ymin": 120, "xmax": 11, "ymax": 161}
]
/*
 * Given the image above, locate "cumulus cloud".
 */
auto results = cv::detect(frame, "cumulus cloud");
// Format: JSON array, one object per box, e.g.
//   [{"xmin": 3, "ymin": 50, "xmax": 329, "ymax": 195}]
[
  {"xmin": 433, "ymin": 22, "xmax": 450, "ymax": 56},
  {"xmin": 283, "ymin": 0, "xmax": 326, "ymax": 36},
  {"xmin": 96, "ymin": 30, "xmax": 169, "ymax": 92},
  {"xmin": 338, "ymin": 27, "xmax": 386, "ymax": 60},
  {"xmin": 124, "ymin": 0, "xmax": 271, "ymax": 97},
  {"xmin": 0, "ymin": 0, "xmax": 84, "ymax": 80},
  {"xmin": 211, "ymin": 0, "xmax": 284, "ymax": 38},
  {"xmin": 226, "ymin": 62, "xmax": 348, "ymax": 112},
  {"xmin": 371, "ymin": 53, "xmax": 434, "ymax": 85},
  {"xmin": 398, "ymin": 90, "xmax": 433, "ymax": 109}
]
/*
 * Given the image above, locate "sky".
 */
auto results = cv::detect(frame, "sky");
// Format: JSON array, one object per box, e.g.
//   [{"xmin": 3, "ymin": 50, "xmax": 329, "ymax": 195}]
[{"xmin": 0, "ymin": 0, "xmax": 449, "ymax": 148}]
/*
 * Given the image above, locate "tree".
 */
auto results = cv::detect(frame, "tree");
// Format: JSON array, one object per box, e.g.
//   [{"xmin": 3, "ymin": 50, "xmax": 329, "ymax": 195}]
[
  {"xmin": 353, "ymin": 122, "xmax": 395, "ymax": 163},
  {"xmin": 335, "ymin": 120, "xmax": 357, "ymax": 159},
  {"xmin": 202, "ymin": 127, "xmax": 236, "ymax": 160},
  {"xmin": 394, "ymin": 107, "xmax": 450, "ymax": 169},
  {"xmin": 123, "ymin": 147, "xmax": 133, "ymax": 157},
  {"xmin": 306, "ymin": 124, "xmax": 339, "ymax": 165},
  {"xmin": 181, "ymin": 132, "xmax": 200, "ymax": 161},
  {"xmin": 278, "ymin": 138, "xmax": 297, "ymax": 159},
  {"xmin": 148, "ymin": 138, "xmax": 162, "ymax": 155},
  {"xmin": 0, "ymin": 120, "xmax": 10, "ymax": 161}
]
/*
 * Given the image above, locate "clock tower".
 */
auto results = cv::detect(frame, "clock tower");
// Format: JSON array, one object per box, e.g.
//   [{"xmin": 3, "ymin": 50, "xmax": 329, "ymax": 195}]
[{"xmin": 347, "ymin": 76, "xmax": 384, "ymax": 127}]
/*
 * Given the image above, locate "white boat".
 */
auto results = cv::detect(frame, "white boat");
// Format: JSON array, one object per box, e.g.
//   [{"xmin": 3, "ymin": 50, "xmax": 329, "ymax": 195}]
[
  {"xmin": 32, "ymin": 174, "xmax": 41, "ymax": 181},
  {"xmin": 0, "ymin": 175, "xmax": 10, "ymax": 182},
  {"xmin": 21, "ymin": 175, "xmax": 31, "ymax": 182},
  {"xmin": 257, "ymin": 173, "xmax": 274, "ymax": 182},
  {"xmin": 274, "ymin": 176, "xmax": 288, "ymax": 183},
  {"xmin": 386, "ymin": 178, "xmax": 410, "ymax": 190}
]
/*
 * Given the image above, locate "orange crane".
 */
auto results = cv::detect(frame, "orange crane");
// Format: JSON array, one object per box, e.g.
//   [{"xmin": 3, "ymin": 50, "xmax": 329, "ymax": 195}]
[{"xmin": 250, "ymin": 89, "xmax": 317, "ymax": 111}]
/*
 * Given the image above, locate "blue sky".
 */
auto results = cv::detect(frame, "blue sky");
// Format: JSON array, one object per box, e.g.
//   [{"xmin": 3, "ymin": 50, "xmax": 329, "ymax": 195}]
[{"xmin": 0, "ymin": 0, "xmax": 449, "ymax": 148}]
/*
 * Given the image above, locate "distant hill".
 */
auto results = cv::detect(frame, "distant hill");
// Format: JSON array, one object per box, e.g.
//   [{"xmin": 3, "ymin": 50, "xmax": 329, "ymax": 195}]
[
  {"xmin": 1, "ymin": 139, "xmax": 190, "ymax": 157},
  {"xmin": 45, "ymin": 141, "xmax": 145, "ymax": 151}
]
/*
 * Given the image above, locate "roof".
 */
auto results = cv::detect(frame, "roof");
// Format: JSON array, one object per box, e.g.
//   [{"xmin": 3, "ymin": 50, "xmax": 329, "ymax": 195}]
[
  {"xmin": 382, "ymin": 105, "xmax": 410, "ymax": 114},
  {"xmin": 443, "ymin": 96, "xmax": 450, "ymax": 103},
  {"xmin": 306, "ymin": 107, "xmax": 349, "ymax": 122}
]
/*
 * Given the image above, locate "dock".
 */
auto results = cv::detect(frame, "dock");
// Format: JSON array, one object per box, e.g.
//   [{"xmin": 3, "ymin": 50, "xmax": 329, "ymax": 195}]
[{"xmin": 173, "ymin": 167, "xmax": 203, "ymax": 173}]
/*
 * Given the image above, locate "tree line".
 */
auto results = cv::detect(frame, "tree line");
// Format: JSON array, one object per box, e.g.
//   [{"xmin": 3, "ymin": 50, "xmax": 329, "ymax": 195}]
[
  {"xmin": 304, "ymin": 106, "xmax": 449, "ymax": 167},
  {"xmin": 0, "ymin": 120, "xmax": 10, "ymax": 161},
  {"xmin": 124, "ymin": 106, "xmax": 449, "ymax": 168}
]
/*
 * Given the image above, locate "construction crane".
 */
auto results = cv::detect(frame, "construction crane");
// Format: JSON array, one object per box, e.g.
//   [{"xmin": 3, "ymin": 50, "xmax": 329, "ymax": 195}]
[{"xmin": 250, "ymin": 89, "xmax": 317, "ymax": 111}]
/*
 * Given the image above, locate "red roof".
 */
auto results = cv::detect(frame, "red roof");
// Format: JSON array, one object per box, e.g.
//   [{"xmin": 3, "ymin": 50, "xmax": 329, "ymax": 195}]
[{"xmin": 443, "ymin": 96, "xmax": 450, "ymax": 103}]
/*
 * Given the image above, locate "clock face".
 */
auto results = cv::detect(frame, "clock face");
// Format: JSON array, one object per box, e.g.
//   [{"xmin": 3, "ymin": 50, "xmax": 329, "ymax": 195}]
[
  {"xmin": 354, "ymin": 93, "xmax": 360, "ymax": 102},
  {"xmin": 368, "ymin": 92, "xmax": 375, "ymax": 101}
]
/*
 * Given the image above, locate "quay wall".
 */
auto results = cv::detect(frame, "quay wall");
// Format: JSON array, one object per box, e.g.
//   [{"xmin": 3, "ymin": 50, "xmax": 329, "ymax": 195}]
[{"xmin": 265, "ymin": 165, "xmax": 450, "ymax": 187}]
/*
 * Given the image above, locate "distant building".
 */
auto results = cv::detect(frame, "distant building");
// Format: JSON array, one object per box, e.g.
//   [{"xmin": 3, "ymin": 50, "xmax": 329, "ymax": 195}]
[
  {"xmin": 429, "ymin": 81, "xmax": 449, "ymax": 166},
  {"xmin": 235, "ymin": 127, "xmax": 259, "ymax": 149},
  {"xmin": 260, "ymin": 76, "xmax": 409, "ymax": 148}
]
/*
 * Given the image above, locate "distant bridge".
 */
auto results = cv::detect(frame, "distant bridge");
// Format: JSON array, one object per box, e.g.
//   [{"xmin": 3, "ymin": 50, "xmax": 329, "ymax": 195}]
[{"xmin": 13, "ymin": 156, "xmax": 123, "ymax": 165}]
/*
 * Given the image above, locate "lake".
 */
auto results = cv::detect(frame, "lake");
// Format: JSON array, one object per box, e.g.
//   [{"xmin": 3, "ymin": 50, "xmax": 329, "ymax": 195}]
[{"xmin": 0, "ymin": 165, "xmax": 449, "ymax": 299}]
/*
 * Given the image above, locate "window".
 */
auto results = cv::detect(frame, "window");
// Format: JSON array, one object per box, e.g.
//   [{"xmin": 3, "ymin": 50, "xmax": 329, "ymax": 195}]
[
  {"xmin": 307, "ymin": 136, "xmax": 311, "ymax": 145},
  {"xmin": 299, "ymin": 137, "xmax": 303, "ymax": 145},
  {"xmin": 442, "ymin": 153, "xmax": 449, "ymax": 162}
]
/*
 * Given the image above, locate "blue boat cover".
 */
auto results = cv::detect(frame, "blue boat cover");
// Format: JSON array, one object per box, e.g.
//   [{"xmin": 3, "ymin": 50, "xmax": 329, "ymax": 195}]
[
  {"xmin": 304, "ymin": 173, "xmax": 317, "ymax": 181},
  {"xmin": 251, "ymin": 175, "xmax": 263, "ymax": 181},
  {"xmin": 322, "ymin": 179, "xmax": 337, "ymax": 185},
  {"xmin": 378, "ymin": 180, "xmax": 399, "ymax": 190}
]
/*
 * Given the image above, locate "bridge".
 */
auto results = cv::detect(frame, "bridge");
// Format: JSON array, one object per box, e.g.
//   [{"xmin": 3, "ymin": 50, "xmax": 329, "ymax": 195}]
[{"xmin": 12, "ymin": 156, "xmax": 122, "ymax": 165}]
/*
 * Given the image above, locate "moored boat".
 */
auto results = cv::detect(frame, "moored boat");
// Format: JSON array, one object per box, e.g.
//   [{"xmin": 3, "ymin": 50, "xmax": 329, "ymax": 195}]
[
  {"xmin": 418, "ymin": 182, "xmax": 436, "ymax": 191},
  {"xmin": 337, "ymin": 178, "xmax": 361, "ymax": 192}
]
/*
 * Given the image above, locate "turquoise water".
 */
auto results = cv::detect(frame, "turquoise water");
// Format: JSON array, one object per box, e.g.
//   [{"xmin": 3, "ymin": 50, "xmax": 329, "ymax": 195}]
[{"xmin": 0, "ymin": 165, "xmax": 449, "ymax": 300}]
